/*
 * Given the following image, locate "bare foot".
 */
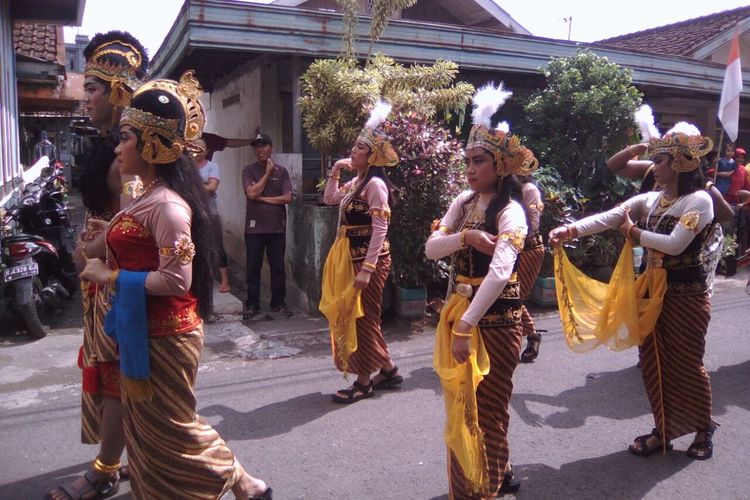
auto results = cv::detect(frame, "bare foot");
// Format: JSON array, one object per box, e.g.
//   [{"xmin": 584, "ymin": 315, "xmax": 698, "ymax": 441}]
[
  {"xmin": 231, "ymin": 473, "xmax": 269, "ymax": 498},
  {"xmin": 219, "ymin": 283, "xmax": 231, "ymax": 293}
]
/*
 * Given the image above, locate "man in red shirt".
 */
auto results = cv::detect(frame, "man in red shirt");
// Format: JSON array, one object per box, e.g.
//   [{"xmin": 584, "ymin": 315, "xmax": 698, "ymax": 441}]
[{"xmin": 242, "ymin": 133, "xmax": 293, "ymax": 318}]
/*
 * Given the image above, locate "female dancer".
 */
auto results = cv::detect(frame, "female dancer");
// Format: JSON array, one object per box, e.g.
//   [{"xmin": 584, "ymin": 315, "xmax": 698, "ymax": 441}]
[
  {"xmin": 516, "ymin": 175, "xmax": 546, "ymax": 362},
  {"xmin": 425, "ymin": 83, "xmax": 537, "ymax": 498},
  {"xmin": 320, "ymin": 100, "xmax": 403, "ymax": 403},
  {"xmin": 550, "ymin": 122, "xmax": 717, "ymax": 460},
  {"xmin": 80, "ymin": 72, "xmax": 272, "ymax": 499}
]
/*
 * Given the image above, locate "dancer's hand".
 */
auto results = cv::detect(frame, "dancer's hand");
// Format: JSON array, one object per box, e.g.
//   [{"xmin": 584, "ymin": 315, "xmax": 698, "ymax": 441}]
[
  {"xmin": 332, "ymin": 158, "xmax": 352, "ymax": 174},
  {"xmin": 465, "ymin": 229, "xmax": 498, "ymax": 256},
  {"xmin": 618, "ymin": 208, "xmax": 634, "ymax": 238},
  {"xmin": 353, "ymin": 269, "xmax": 371, "ymax": 290},
  {"xmin": 79, "ymin": 258, "xmax": 112, "ymax": 285},
  {"xmin": 548, "ymin": 226, "xmax": 573, "ymax": 247},
  {"xmin": 628, "ymin": 143, "xmax": 649, "ymax": 157},
  {"xmin": 451, "ymin": 320, "xmax": 472, "ymax": 363}
]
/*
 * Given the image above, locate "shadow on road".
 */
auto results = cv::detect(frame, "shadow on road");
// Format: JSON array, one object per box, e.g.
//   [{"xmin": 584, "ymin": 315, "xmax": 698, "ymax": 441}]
[
  {"xmin": 0, "ymin": 460, "xmax": 128, "ymax": 499},
  {"xmin": 511, "ymin": 360, "xmax": 750, "ymax": 429},
  {"xmin": 516, "ymin": 449, "xmax": 692, "ymax": 500}
]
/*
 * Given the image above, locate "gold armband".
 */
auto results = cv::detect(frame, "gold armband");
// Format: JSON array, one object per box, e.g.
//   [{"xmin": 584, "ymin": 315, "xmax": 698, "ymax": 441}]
[
  {"xmin": 451, "ymin": 330, "xmax": 473, "ymax": 339},
  {"xmin": 159, "ymin": 235, "xmax": 196, "ymax": 265},
  {"xmin": 362, "ymin": 261, "xmax": 377, "ymax": 272}
]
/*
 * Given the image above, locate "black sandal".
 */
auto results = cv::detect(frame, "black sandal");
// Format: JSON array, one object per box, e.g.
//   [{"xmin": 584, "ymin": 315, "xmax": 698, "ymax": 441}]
[
  {"xmin": 687, "ymin": 423, "xmax": 717, "ymax": 460},
  {"xmin": 628, "ymin": 428, "xmax": 673, "ymax": 457},
  {"xmin": 46, "ymin": 469, "xmax": 120, "ymax": 500},
  {"xmin": 372, "ymin": 366, "xmax": 404, "ymax": 390},
  {"xmin": 520, "ymin": 330, "xmax": 545, "ymax": 363},
  {"xmin": 498, "ymin": 464, "xmax": 521, "ymax": 495},
  {"xmin": 332, "ymin": 380, "xmax": 374, "ymax": 404},
  {"xmin": 249, "ymin": 486, "xmax": 273, "ymax": 499}
]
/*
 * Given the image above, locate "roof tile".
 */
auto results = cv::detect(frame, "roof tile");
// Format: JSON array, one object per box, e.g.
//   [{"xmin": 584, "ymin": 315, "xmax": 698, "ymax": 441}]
[{"xmin": 13, "ymin": 22, "xmax": 62, "ymax": 64}]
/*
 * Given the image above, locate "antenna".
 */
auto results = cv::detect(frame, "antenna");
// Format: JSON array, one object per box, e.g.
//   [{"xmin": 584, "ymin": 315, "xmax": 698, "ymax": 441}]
[{"xmin": 562, "ymin": 16, "xmax": 573, "ymax": 41}]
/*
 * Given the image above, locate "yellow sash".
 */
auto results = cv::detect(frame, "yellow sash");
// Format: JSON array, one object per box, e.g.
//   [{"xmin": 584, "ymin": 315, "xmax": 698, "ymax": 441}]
[
  {"xmin": 434, "ymin": 289, "xmax": 490, "ymax": 496},
  {"xmin": 554, "ymin": 240, "xmax": 667, "ymax": 352},
  {"xmin": 319, "ymin": 235, "xmax": 364, "ymax": 375}
]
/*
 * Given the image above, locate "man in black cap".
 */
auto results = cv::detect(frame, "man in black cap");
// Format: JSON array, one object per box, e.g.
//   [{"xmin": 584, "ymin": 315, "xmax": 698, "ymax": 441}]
[{"xmin": 242, "ymin": 133, "xmax": 293, "ymax": 318}]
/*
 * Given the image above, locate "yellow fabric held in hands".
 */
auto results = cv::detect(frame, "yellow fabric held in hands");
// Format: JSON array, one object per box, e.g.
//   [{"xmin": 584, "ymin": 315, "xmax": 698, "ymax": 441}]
[
  {"xmin": 554, "ymin": 240, "xmax": 667, "ymax": 352},
  {"xmin": 319, "ymin": 236, "xmax": 363, "ymax": 375},
  {"xmin": 434, "ymin": 292, "xmax": 490, "ymax": 496}
]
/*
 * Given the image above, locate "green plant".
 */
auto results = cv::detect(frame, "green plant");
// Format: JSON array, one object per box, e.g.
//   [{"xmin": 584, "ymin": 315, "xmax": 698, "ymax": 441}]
[
  {"xmin": 386, "ymin": 110, "xmax": 466, "ymax": 289},
  {"xmin": 521, "ymin": 49, "xmax": 643, "ymax": 276},
  {"xmin": 721, "ymin": 233, "xmax": 739, "ymax": 259}
]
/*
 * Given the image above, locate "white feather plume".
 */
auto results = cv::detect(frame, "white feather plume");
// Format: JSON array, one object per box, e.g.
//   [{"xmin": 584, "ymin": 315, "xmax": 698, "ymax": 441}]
[
  {"xmin": 365, "ymin": 99, "xmax": 392, "ymax": 129},
  {"xmin": 666, "ymin": 121, "xmax": 701, "ymax": 137},
  {"xmin": 471, "ymin": 82, "xmax": 513, "ymax": 129},
  {"xmin": 634, "ymin": 104, "xmax": 660, "ymax": 141},
  {"xmin": 496, "ymin": 121, "xmax": 510, "ymax": 133}
]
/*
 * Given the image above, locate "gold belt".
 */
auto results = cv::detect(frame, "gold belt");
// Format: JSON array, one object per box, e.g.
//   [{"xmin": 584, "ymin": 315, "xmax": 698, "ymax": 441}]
[{"xmin": 454, "ymin": 273, "xmax": 518, "ymax": 298}]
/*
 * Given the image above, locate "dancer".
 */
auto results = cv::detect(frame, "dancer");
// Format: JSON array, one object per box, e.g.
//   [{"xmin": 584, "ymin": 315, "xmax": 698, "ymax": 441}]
[
  {"xmin": 80, "ymin": 71, "xmax": 272, "ymax": 499},
  {"xmin": 550, "ymin": 121, "xmax": 717, "ymax": 460},
  {"xmin": 320, "ymin": 100, "xmax": 403, "ymax": 403},
  {"xmin": 425, "ymin": 83, "xmax": 537, "ymax": 498},
  {"xmin": 50, "ymin": 31, "xmax": 148, "ymax": 500},
  {"xmin": 516, "ymin": 175, "xmax": 546, "ymax": 362}
]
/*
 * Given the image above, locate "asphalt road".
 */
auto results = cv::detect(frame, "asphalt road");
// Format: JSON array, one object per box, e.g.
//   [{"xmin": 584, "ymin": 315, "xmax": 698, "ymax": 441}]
[{"xmin": 0, "ymin": 271, "xmax": 748, "ymax": 499}]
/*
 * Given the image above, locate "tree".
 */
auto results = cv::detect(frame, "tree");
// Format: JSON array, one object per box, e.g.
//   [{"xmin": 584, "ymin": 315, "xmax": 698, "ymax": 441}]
[{"xmin": 521, "ymin": 49, "xmax": 643, "ymax": 276}]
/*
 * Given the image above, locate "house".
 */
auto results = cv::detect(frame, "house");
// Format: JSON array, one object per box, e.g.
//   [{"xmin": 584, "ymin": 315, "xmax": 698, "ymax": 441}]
[
  {"xmin": 0, "ymin": 0, "xmax": 85, "ymax": 206},
  {"xmin": 149, "ymin": 0, "xmax": 750, "ymax": 313}
]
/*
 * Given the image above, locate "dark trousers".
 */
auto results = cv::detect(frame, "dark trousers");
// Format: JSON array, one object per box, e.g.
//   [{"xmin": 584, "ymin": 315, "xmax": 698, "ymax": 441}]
[{"xmin": 245, "ymin": 233, "xmax": 286, "ymax": 309}]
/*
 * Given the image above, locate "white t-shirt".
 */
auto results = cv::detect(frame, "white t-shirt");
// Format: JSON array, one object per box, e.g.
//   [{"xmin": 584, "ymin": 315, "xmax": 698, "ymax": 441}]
[{"xmin": 197, "ymin": 160, "xmax": 220, "ymax": 215}]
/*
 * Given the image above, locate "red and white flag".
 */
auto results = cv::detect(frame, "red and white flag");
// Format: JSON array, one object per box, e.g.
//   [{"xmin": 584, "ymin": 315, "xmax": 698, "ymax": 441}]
[{"xmin": 718, "ymin": 29, "xmax": 743, "ymax": 142}]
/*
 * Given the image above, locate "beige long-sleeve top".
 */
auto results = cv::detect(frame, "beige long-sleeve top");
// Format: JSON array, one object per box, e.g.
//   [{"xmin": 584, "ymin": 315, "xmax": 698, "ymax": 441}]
[
  {"xmin": 324, "ymin": 175, "xmax": 389, "ymax": 268},
  {"xmin": 425, "ymin": 191, "xmax": 528, "ymax": 326},
  {"xmin": 522, "ymin": 182, "xmax": 543, "ymax": 235}
]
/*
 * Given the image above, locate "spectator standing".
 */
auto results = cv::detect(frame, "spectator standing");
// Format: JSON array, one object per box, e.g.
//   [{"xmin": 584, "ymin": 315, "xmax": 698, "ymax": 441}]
[
  {"xmin": 714, "ymin": 143, "xmax": 737, "ymax": 196},
  {"xmin": 193, "ymin": 137, "xmax": 231, "ymax": 293},
  {"xmin": 242, "ymin": 133, "xmax": 293, "ymax": 318}
]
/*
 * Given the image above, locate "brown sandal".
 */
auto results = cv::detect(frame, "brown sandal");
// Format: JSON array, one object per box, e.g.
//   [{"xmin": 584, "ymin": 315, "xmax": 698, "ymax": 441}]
[
  {"xmin": 520, "ymin": 330, "xmax": 545, "ymax": 363},
  {"xmin": 332, "ymin": 380, "xmax": 373, "ymax": 404},
  {"xmin": 46, "ymin": 470, "xmax": 120, "ymax": 500}
]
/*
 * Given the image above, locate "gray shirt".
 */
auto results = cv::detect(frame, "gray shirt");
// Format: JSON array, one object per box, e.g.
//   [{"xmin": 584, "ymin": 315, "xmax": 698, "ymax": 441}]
[{"xmin": 197, "ymin": 160, "xmax": 220, "ymax": 215}]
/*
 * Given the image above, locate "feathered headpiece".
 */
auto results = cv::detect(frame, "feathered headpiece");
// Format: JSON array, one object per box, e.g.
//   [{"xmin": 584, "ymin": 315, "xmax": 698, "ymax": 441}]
[
  {"xmin": 357, "ymin": 99, "xmax": 399, "ymax": 168},
  {"xmin": 84, "ymin": 30, "xmax": 149, "ymax": 107},
  {"xmin": 640, "ymin": 108, "xmax": 713, "ymax": 173},
  {"xmin": 466, "ymin": 82, "xmax": 538, "ymax": 177},
  {"xmin": 120, "ymin": 71, "xmax": 206, "ymax": 165}
]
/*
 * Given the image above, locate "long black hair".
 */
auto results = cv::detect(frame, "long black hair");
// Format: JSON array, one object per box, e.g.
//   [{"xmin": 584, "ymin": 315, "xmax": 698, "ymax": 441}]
[
  {"xmin": 664, "ymin": 154, "xmax": 706, "ymax": 196},
  {"xmin": 128, "ymin": 88, "xmax": 215, "ymax": 318},
  {"xmin": 79, "ymin": 131, "xmax": 118, "ymax": 216},
  {"xmin": 351, "ymin": 165, "xmax": 399, "ymax": 207}
]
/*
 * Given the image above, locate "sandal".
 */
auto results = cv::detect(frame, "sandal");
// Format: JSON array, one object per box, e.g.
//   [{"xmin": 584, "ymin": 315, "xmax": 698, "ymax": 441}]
[
  {"xmin": 628, "ymin": 428, "xmax": 673, "ymax": 457},
  {"xmin": 498, "ymin": 464, "xmax": 521, "ymax": 495},
  {"xmin": 332, "ymin": 380, "xmax": 374, "ymax": 404},
  {"xmin": 46, "ymin": 469, "xmax": 120, "ymax": 500},
  {"xmin": 520, "ymin": 330, "xmax": 545, "ymax": 363},
  {"xmin": 119, "ymin": 465, "xmax": 129, "ymax": 481},
  {"xmin": 372, "ymin": 366, "xmax": 404, "ymax": 390},
  {"xmin": 687, "ymin": 423, "xmax": 717, "ymax": 460},
  {"xmin": 249, "ymin": 486, "xmax": 273, "ymax": 499}
]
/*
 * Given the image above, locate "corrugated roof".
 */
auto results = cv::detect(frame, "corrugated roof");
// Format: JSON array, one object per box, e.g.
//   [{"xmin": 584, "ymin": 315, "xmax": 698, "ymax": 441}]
[
  {"xmin": 13, "ymin": 22, "xmax": 63, "ymax": 65},
  {"xmin": 597, "ymin": 5, "xmax": 750, "ymax": 56}
]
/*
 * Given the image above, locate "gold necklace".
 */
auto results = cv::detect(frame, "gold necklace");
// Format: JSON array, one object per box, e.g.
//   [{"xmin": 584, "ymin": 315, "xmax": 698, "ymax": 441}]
[{"xmin": 658, "ymin": 194, "xmax": 677, "ymax": 209}]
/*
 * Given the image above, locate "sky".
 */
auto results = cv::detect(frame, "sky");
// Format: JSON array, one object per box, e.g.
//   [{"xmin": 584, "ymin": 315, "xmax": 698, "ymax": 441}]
[{"xmin": 64, "ymin": 0, "xmax": 750, "ymax": 58}]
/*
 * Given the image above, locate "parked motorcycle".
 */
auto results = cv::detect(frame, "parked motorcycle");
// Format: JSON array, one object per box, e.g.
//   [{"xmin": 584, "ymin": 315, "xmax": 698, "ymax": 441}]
[
  {"xmin": 17, "ymin": 168, "xmax": 78, "ymax": 295},
  {"xmin": 0, "ymin": 209, "xmax": 49, "ymax": 338}
]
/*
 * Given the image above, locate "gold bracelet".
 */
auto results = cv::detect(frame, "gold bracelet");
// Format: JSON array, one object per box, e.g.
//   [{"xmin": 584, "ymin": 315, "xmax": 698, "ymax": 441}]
[
  {"xmin": 81, "ymin": 242, "xmax": 89, "ymax": 261},
  {"xmin": 460, "ymin": 229, "xmax": 468, "ymax": 247},
  {"xmin": 451, "ymin": 330, "xmax": 473, "ymax": 339},
  {"xmin": 329, "ymin": 174, "xmax": 340, "ymax": 180},
  {"xmin": 362, "ymin": 261, "xmax": 377, "ymax": 272},
  {"xmin": 108, "ymin": 270, "xmax": 120, "ymax": 290},
  {"xmin": 93, "ymin": 457, "xmax": 121, "ymax": 475}
]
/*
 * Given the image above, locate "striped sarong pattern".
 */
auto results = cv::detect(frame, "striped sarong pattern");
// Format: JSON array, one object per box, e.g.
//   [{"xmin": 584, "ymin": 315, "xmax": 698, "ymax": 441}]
[
  {"xmin": 335, "ymin": 254, "xmax": 392, "ymax": 376},
  {"xmin": 517, "ymin": 246, "xmax": 544, "ymax": 338},
  {"xmin": 80, "ymin": 283, "xmax": 120, "ymax": 444},
  {"xmin": 448, "ymin": 323, "xmax": 523, "ymax": 499},
  {"xmin": 639, "ymin": 293, "xmax": 713, "ymax": 441},
  {"xmin": 123, "ymin": 329, "xmax": 243, "ymax": 499}
]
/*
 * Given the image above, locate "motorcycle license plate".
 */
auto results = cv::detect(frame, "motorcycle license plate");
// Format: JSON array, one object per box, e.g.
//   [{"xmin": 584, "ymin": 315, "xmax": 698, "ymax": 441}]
[{"xmin": 3, "ymin": 262, "xmax": 39, "ymax": 282}]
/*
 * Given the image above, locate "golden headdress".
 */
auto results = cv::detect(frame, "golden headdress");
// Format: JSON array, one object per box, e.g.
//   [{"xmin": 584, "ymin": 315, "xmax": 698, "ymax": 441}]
[
  {"xmin": 120, "ymin": 71, "xmax": 206, "ymax": 165},
  {"xmin": 636, "ymin": 106, "xmax": 713, "ymax": 173},
  {"xmin": 357, "ymin": 100, "xmax": 399, "ymax": 168},
  {"xmin": 466, "ymin": 82, "xmax": 538, "ymax": 177},
  {"xmin": 84, "ymin": 31, "xmax": 149, "ymax": 107}
]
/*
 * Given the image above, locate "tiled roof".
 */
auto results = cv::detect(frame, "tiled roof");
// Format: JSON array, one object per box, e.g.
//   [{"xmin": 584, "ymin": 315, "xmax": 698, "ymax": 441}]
[
  {"xmin": 14, "ymin": 22, "xmax": 63, "ymax": 65},
  {"xmin": 596, "ymin": 6, "xmax": 750, "ymax": 57}
]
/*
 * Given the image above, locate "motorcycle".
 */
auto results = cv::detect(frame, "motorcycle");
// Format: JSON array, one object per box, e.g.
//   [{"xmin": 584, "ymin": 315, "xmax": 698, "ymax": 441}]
[
  {"xmin": 0, "ymin": 208, "xmax": 51, "ymax": 338},
  {"xmin": 17, "ymin": 169, "xmax": 78, "ymax": 295}
]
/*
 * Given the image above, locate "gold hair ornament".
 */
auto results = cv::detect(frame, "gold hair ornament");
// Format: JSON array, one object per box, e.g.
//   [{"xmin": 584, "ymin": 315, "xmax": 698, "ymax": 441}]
[
  {"xmin": 648, "ymin": 132, "xmax": 713, "ymax": 173},
  {"xmin": 466, "ymin": 125, "xmax": 538, "ymax": 177}
]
